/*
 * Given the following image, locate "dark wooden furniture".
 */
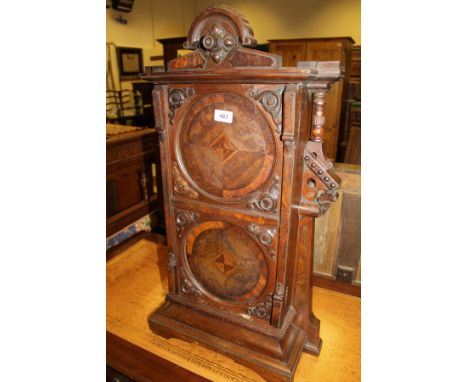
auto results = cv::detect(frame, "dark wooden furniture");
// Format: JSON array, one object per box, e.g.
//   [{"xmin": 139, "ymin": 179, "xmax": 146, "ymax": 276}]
[
  {"xmin": 131, "ymin": 81, "xmax": 155, "ymax": 129},
  {"xmin": 106, "ymin": 89, "xmax": 146, "ymax": 127},
  {"xmin": 157, "ymin": 37, "xmax": 187, "ymax": 69},
  {"xmin": 107, "ymin": 232, "xmax": 361, "ymax": 382},
  {"xmin": 106, "ymin": 127, "xmax": 164, "ymax": 236},
  {"xmin": 141, "ymin": 5, "xmax": 342, "ymax": 382},
  {"xmin": 268, "ymin": 37, "xmax": 354, "ymax": 161}
]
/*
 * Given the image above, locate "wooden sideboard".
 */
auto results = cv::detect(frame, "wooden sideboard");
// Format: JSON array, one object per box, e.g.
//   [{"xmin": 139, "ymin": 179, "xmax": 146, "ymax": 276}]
[
  {"xmin": 269, "ymin": 37, "xmax": 355, "ymax": 161},
  {"xmin": 106, "ymin": 126, "xmax": 164, "ymax": 237}
]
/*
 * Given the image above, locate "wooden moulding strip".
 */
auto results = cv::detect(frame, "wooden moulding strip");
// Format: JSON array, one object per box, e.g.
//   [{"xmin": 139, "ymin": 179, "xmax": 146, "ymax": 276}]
[{"xmin": 168, "ymin": 292, "xmax": 297, "ymax": 338}]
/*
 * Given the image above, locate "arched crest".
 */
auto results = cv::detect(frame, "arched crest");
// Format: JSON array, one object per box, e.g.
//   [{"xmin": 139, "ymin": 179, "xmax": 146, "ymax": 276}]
[
  {"xmin": 167, "ymin": 5, "xmax": 281, "ymax": 70},
  {"xmin": 184, "ymin": 5, "xmax": 257, "ymax": 50}
]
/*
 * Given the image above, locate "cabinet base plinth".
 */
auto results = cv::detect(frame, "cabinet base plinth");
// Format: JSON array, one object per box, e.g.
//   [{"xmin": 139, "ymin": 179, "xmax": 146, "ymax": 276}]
[{"xmin": 149, "ymin": 300, "xmax": 321, "ymax": 382}]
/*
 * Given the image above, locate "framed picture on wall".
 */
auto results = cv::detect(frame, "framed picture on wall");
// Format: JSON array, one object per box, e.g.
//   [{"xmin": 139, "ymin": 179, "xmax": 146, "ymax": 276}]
[{"xmin": 116, "ymin": 47, "xmax": 143, "ymax": 80}]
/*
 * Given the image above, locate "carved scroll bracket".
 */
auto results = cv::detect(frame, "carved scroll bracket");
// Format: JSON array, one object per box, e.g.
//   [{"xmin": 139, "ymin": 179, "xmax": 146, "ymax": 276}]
[
  {"xmin": 175, "ymin": 209, "xmax": 200, "ymax": 237},
  {"xmin": 168, "ymin": 88, "xmax": 195, "ymax": 125},
  {"xmin": 298, "ymin": 140, "xmax": 341, "ymax": 217},
  {"xmin": 172, "ymin": 163, "xmax": 199, "ymax": 199},
  {"xmin": 250, "ymin": 88, "xmax": 283, "ymax": 134},
  {"xmin": 248, "ymin": 294, "xmax": 273, "ymax": 321},
  {"xmin": 246, "ymin": 223, "xmax": 276, "ymax": 248},
  {"xmin": 181, "ymin": 277, "xmax": 202, "ymax": 296},
  {"xmin": 248, "ymin": 175, "xmax": 280, "ymax": 213}
]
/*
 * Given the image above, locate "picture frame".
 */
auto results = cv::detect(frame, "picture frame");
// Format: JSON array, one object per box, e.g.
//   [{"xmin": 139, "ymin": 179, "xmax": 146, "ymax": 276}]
[{"xmin": 116, "ymin": 47, "xmax": 143, "ymax": 80}]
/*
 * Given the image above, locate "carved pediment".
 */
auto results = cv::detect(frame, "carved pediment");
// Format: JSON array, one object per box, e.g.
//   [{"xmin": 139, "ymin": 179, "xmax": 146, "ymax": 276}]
[{"xmin": 167, "ymin": 5, "xmax": 281, "ymax": 70}]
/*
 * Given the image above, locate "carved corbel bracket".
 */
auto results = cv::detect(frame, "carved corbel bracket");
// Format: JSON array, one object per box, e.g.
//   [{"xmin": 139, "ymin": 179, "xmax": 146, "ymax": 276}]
[
  {"xmin": 247, "ymin": 175, "xmax": 280, "ymax": 213},
  {"xmin": 175, "ymin": 209, "xmax": 200, "ymax": 238},
  {"xmin": 299, "ymin": 140, "xmax": 341, "ymax": 217},
  {"xmin": 181, "ymin": 277, "xmax": 202, "ymax": 296},
  {"xmin": 247, "ymin": 294, "xmax": 273, "ymax": 321},
  {"xmin": 250, "ymin": 88, "xmax": 283, "ymax": 133},
  {"xmin": 247, "ymin": 223, "xmax": 276, "ymax": 246},
  {"xmin": 172, "ymin": 162, "xmax": 199, "ymax": 199},
  {"xmin": 168, "ymin": 88, "xmax": 195, "ymax": 125}
]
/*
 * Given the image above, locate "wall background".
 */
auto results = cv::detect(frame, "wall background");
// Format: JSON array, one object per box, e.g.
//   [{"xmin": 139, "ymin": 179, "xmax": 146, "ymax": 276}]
[{"xmin": 106, "ymin": 0, "xmax": 360, "ymax": 90}]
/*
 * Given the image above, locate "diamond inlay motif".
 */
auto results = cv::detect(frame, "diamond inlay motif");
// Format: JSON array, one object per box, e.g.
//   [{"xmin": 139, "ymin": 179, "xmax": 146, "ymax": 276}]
[
  {"xmin": 180, "ymin": 93, "xmax": 275, "ymax": 199},
  {"xmin": 214, "ymin": 251, "xmax": 238, "ymax": 274},
  {"xmin": 210, "ymin": 133, "xmax": 238, "ymax": 163}
]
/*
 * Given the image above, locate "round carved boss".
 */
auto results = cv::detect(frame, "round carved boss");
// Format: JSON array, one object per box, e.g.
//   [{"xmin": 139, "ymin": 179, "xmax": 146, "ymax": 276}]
[
  {"xmin": 185, "ymin": 221, "xmax": 267, "ymax": 301},
  {"xmin": 177, "ymin": 92, "xmax": 275, "ymax": 201}
]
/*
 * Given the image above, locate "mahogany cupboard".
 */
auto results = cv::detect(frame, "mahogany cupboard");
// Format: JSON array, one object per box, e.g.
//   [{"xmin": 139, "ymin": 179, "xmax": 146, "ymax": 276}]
[
  {"xmin": 269, "ymin": 37, "xmax": 354, "ymax": 161},
  {"xmin": 141, "ymin": 6, "xmax": 342, "ymax": 382}
]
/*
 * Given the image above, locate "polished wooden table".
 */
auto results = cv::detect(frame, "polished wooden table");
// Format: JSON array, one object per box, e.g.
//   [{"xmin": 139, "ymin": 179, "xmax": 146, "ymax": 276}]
[{"xmin": 106, "ymin": 233, "xmax": 360, "ymax": 381}]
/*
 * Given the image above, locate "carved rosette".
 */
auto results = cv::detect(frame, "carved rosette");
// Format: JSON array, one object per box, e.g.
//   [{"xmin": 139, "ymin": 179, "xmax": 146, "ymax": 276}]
[
  {"xmin": 248, "ymin": 294, "xmax": 273, "ymax": 320},
  {"xmin": 248, "ymin": 175, "xmax": 280, "ymax": 213},
  {"xmin": 168, "ymin": 251, "xmax": 177, "ymax": 271},
  {"xmin": 172, "ymin": 163, "xmax": 199, "ymax": 199},
  {"xmin": 175, "ymin": 209, "xmax": 200, "ymax": 237},
  {"xmin": 168, "ymin": 88, "xmax": 195, "ymax": 125},
  {"xmin": 181, "ymin": 277, "xmax": 202, "ymax": 296},
  {"xmin": 199, "ymin": 24, "xmax": 237, "ymax": 64},
  {"xmin": 246, "ymin": 223, "xmax": 276, "ymax": 248},
  {"xmin": 250, "ymin": 89, "xmax": 283, "ymax": 133}
]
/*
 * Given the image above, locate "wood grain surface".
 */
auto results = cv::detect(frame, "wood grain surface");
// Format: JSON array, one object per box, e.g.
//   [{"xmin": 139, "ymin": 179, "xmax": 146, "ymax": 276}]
[
  {"xmin": 107, "ymin": 236, "xmax": 360, "ymax": 382},
  {"xmin": 314, "ymin": 164, "xmax": 361, "ymax": 284}
]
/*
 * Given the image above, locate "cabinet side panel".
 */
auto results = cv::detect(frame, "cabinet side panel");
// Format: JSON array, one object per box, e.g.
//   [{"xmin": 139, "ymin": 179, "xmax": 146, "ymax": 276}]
[{"xmin": 152, "ymin": 85, "xmax": 177, "ymax": 293}]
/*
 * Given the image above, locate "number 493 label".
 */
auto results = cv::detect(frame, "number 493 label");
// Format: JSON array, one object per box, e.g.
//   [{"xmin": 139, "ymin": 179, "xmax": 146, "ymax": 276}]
[{"xmin": 214, "ymin": 109, "xmax": 233, "ymax": 124}]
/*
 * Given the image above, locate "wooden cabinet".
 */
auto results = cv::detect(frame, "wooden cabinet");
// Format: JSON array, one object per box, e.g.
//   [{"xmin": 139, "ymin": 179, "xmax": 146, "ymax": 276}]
[
  {"xmin": 141, "ymin": 5, "xmax": 342, "ymax": 382},
  {"xmin": 106, "ymin": 127, "xmax": 164, "ymax": 236},
  {"xmin": 269, "ymin": 37, "xmax": 355, "ymax": 161}
]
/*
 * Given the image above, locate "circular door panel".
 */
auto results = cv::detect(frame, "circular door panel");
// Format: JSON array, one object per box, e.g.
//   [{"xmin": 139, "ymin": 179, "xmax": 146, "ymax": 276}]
[
  {"xmin": 178, "ymin": 92, "xmax": 275, "ymax": 201},
  {"xmin": 185, "ymin": 221, "xmax": 267, "ymax": 302}
]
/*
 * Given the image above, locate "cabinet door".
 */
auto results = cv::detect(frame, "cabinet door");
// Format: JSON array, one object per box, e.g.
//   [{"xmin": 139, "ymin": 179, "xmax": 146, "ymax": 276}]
[
  {"xmin": 305, "ymin": 41, "xmax": 345, "ymax": 62},
  {"xmin": 162, "ymin": 83, "xmax": 285, "ymax": 327},
  {"xmin": 269, "ymin": 42, "xmax": 306, "ymax": 67}
]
